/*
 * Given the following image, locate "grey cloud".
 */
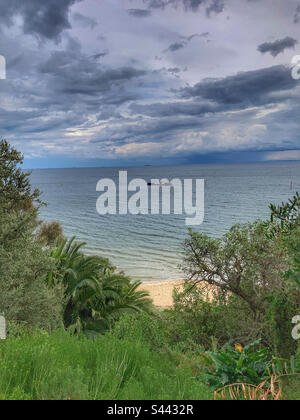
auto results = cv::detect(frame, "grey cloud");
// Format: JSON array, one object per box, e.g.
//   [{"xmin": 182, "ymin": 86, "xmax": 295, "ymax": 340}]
[
  {"xmin": 257, "ymin": 36, "xmax": 298, "ymax": 57},
  {"xmin": 130, "ymin": 66, "xmax": 298, "ymax": 119},
  {"xmin": 131, "ymin": 100, "xmax": 219, "ymax": 117},
  {"xmin": 294, "ymin": 4, "xmax": 300, "ymax": 23},
  {"xmin": 168, "ymin": 67, "xmax": 181, "ymax": 74},
  {"xmin": 182, "ymin": 65, "xmax": 298, "ymax": 106},
  {"xmin": 184, "ymin": 32, "xmax": 210, "ymax": 41},
  {"xmin": 206, "ymin": 0, "xmax": 225, "ymax": 17},
  {"xmin": 144, "ymin": 0, "xmax": 205, "ymax": 11},
  {"xmin": 164, "ymin": 42, "xmax": 186, "ymax": 52},
  {"xmin": 40, "ymin": 53, "xmax": 146, "ymax": 96},
  {"xmin": 127, "ymin": 9, "xmax": 152, "ymax": 17},
  {"xmin": 163, "ymin": 32, "xmax": 209, "ymax": 53},
  {"xmin": 92, "ymin": 51, "xmax": 109, "ymax": 60},
  {"xmin": 0, "ymin": 33, "xmax": 148, "ymax": 149},
  {"xmin": 91, "ymin": 115, "xmax": 202, "ymax": 145},
  {"xmin": 121, "ymin": 64, "xmax": 300, "ymax": 154},
  {"xmin": 36, "ymin": 37, "xmax": 146, "ymax": 98},
  {"xmin": 143, "ymin": 0, "xmax": 225, "ymax": 14},
  {"xmin": 0, "ymin": 0, "xmax": 82, "ymax": 41},
  {"xmin": 73, "ymin": 12, "xmax": 98, "ymax": 29}
]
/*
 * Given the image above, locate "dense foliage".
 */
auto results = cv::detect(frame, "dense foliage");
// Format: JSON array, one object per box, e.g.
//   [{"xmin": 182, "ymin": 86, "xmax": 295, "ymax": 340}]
[
  {"xmin": 49, "ymin": 237, "xmax": 153, "ymax": 336},
  {"xmin": 181, "ymin": 200, "xmax": 300, "ymax": 357},
  {"xmin": 0, "ymin": 141, "xmax": 64, "ymax": 330},
  {"xmin": 0, "ymin": 208, "xmax": 64, "ymax": 331},
  {"xmin": 0, "ymin": 140, "xmax": 41, "ymax": 212},
  {"xmin": 200, "ymin": 340, "xmax": 272, "ymax": 388}
]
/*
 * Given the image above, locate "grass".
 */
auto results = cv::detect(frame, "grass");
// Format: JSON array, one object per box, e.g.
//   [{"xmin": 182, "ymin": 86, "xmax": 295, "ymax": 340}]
[
  {"xmin": 0, "ymin": 330, "xmax": 213, "ymax": 400},
  {"xmin": 280, "ymin": 375, "xmax": 300, "ymax": 400}
]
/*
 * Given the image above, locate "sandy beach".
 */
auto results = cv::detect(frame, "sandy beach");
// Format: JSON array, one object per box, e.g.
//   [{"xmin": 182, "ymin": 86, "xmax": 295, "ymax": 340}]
[{"xmin": 139, "ymin": 280, "xmax": 184, "ymax": 308}]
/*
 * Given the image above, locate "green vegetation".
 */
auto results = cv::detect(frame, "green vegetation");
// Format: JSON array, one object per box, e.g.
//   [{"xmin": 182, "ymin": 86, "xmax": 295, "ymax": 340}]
[
  {"xmin": 199, "ymin": 340, "xmax": 272, "ymax": 388},
  {"xmin": 0, "ymin": 139, "xmax": 299, "ymax": 400},
  {"xmin": 0, "ymin": 208, "xmax": 64, "ymax": 331},
  {"xmin": 49, "ymin": 236, "xmax": 153, "ymax": 336},
  {"xmin": 181, "ymin": 200, "xmax": 300, "ymax": 358},
  {"xmin": 0, "ymin": 330, "xmax": 213, "ymax": 400},
  {"xmin": 0, "ymin": 139, "xmax": 41, "ymax": 212}
]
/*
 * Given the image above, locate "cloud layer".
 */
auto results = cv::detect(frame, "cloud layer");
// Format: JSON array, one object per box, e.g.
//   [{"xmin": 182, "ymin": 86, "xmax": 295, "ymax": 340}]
[{"xmin": 0, "ymin": 0, "xmax": 300, "ymax": 167}]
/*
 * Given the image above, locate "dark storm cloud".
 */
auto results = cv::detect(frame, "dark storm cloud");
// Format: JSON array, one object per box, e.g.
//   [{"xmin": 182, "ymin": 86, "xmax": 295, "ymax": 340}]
[
  {"xmin": 2, "ymin": 0, "xmax": 300, "ymax": 163},
  {"xmin": 182, "ymin": 65, "xmax": 298, "ymax": 106},
  {"xmin": 127, "ymin": 9, "xmax": 152, "ymax": 17},
  {"xmin": 129, "ymin": 65, "xmax": 299, "ymax": 121},
  {"xmin": 0, "ymin": 31, "xmax": 149, "ymax": 150},
  {"xmin": 257, "ymin": 37, "xmax": 298, "ymax": 57},
  {"xmin": 0, "ymin": 0, "xmax": 82, "ymax": 41},
  {"xmin": 37, "ymin": 37, "xmax": 146, "ymax": 98},
  {"xmin": 40, "ymin": 58, "xmax": 146, "ymax": 96},
  {"xmin": 110, "ymin": 63, "xmax": 300, "ymax": 158}
]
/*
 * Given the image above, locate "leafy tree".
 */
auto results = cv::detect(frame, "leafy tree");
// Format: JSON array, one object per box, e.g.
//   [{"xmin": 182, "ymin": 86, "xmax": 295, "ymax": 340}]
[
  {"xmin": 269, "ymin": 193, "xmax": 300, "ymax": 291},
  {"xmin": 182, "ymin": 220, "xmax": 300, "ymax": 357},
  {"xmin": 182, "ymin": 222, "xmax": 289, "ymax": 316},
  {"xmin": 0, "ymin": 141, "xmax": 64, "ymax": 329},
  {"xmin": 269, "ymin": 192, "xmax": 300, "ymax": 233},
  {"xmin": 0, "ymin": 209, "xmax": 64, "ymax": 330},
  {"xmin": 0, "ymin": 140, "xmax": 41, "ymax": 212}
]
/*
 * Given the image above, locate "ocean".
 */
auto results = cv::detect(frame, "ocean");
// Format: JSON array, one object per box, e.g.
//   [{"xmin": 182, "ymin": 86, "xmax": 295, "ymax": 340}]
[{"xmin": 30, "ymin": 161, "xmax": 300, "ymax": 283}]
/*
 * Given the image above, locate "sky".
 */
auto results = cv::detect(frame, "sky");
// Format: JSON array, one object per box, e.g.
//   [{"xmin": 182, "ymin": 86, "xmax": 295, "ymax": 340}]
[{"xmin": 0, "ymin": 0, "xmax": 300, "ymax": 168}]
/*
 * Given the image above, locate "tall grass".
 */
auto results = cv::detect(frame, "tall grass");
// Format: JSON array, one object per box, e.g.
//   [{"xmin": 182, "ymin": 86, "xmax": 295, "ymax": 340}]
[{"xmin": 0, "ymin": 330, "xmax": 213, "ymax": 400}]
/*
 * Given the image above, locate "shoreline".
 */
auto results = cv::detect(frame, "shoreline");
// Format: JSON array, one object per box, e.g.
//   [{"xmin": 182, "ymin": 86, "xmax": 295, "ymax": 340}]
[{"xmin": 138, "ymin": 280, "xmax": 184, "ymax": 308}]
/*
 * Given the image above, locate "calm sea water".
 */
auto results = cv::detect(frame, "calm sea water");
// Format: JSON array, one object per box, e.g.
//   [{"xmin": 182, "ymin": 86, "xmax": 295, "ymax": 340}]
[{"xmin": 30, "ymin": 162, "xmax": 300, "ymax": 283}]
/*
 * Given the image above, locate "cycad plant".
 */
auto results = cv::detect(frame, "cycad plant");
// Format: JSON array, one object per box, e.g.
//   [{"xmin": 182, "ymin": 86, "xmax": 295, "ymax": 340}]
[{"xmin": 48, "ymin": 237, "xmax": 153, "ymax": 336}]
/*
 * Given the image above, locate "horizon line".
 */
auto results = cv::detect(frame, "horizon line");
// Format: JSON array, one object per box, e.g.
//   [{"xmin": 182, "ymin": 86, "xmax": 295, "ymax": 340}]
[{"xmin": 25, "ymin": 159, "xmax": 300, "ymax": 171}]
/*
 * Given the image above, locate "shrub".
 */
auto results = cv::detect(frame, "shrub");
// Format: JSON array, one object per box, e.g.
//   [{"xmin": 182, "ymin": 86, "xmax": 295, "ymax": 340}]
[
  {"xmin": 38, "ymin": 221, "xmax": 64, "ymax": 246},
  {"xmin": 0, "ymin": 140, "xmax": 64, "ymax": 330},
  {"xmin": 182, "ymin": 219, "xmax": 300, "ymax": 357},
  {"xmin": 199, "ymin": 340, "xmax": 272, "ymax": 388},
  {"xmin": 111, "ymin": 312, "xmax": 168, "ymax": 351},
  {"xmin": 0, "ymin": 210, "xmax": 64, "ymax": 330},
  {"xmin": 169, "ymin": 283, "xmax": 228, "ymax": 350}
]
